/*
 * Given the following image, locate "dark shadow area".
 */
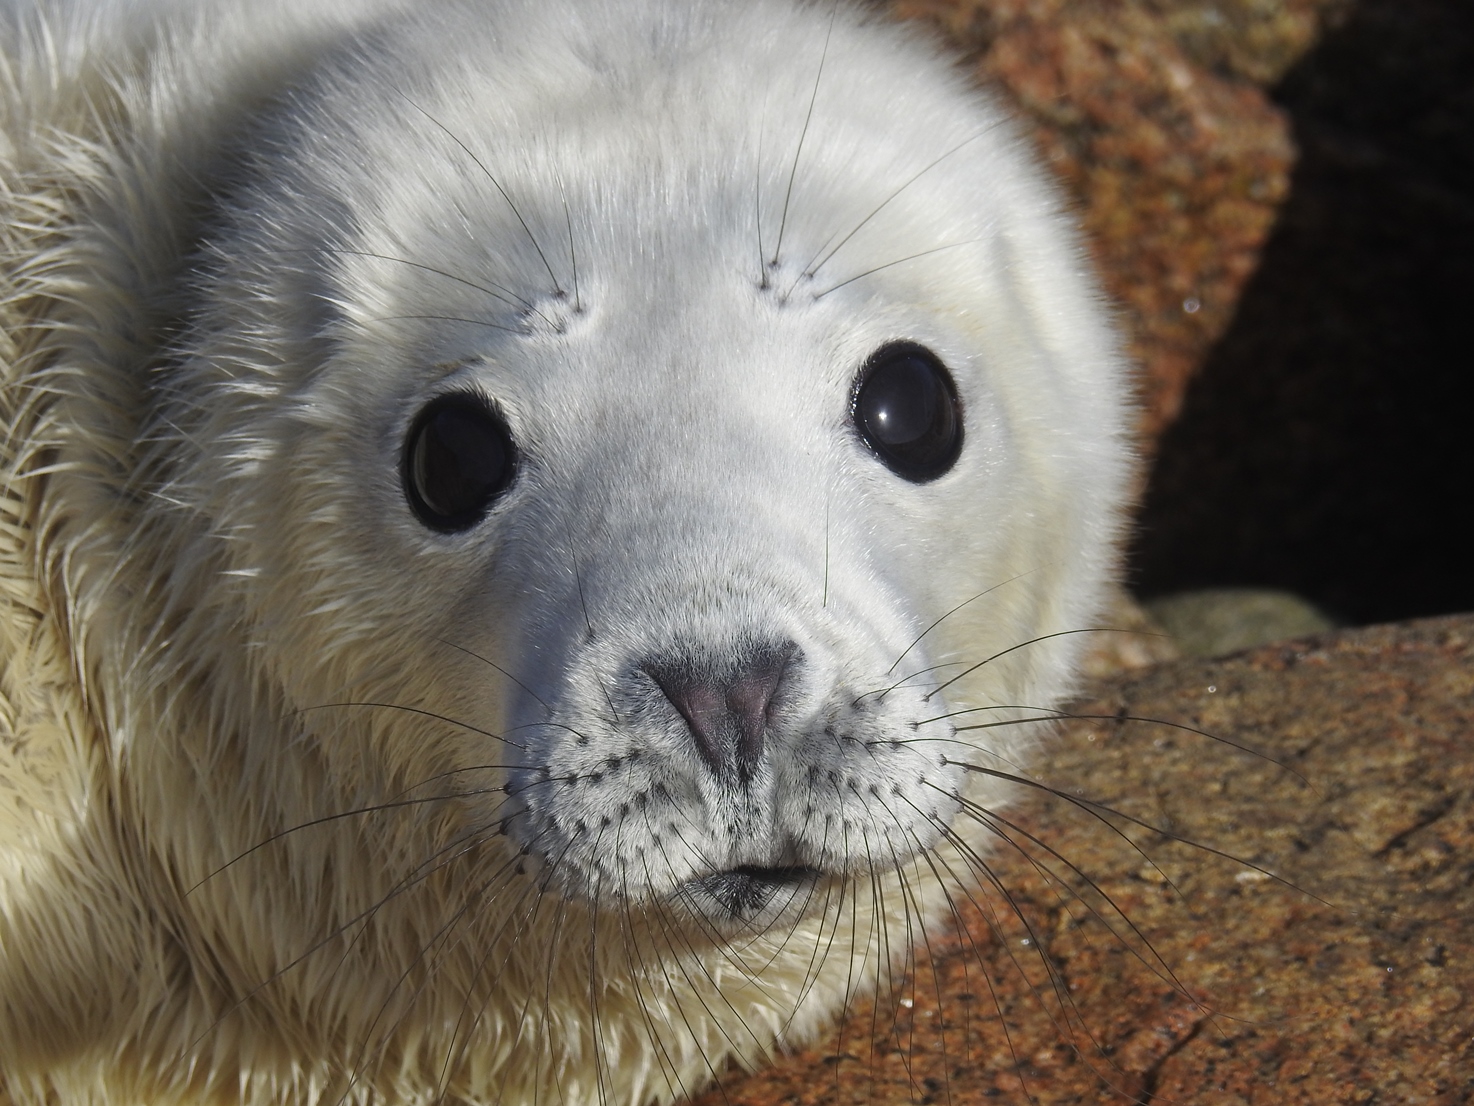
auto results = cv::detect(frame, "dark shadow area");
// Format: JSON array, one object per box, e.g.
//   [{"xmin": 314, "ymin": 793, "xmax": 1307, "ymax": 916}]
[{"xmin": 1131, "ymin": 0, "xmax": 1474, "ymax": 625}]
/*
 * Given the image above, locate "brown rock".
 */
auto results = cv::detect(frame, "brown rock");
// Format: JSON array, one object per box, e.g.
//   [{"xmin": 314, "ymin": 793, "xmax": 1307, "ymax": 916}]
[
  {"xmin": 690, "ymin": 615, "xmax": 1474, "ymax": 1104},
  {"xmin": 1130, "ymin": 0, "xmax": 1474, "ymax": 624},
  {"xmin": 889, "ymin": 0, "xmax": 1344, "ymax": 445}
]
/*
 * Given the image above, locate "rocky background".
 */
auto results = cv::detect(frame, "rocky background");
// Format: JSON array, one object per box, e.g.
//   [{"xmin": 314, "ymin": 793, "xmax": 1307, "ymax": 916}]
[
  {"xmin": 696, "ymin": 616, "xmax": 1474, "ymax": 1104},
  {"xmin": 891, "ymin": 0, "xmax": 1473, "ymax": 627},
  {"xmin": 694, "ymin": 2, "xmax": 1474, "ymax": 1102}
]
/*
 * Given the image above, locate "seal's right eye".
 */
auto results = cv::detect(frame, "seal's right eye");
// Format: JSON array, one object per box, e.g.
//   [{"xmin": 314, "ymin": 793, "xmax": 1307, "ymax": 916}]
[
  {"xmin": 403, "ymin": 394, "xmax": 517, "ymax": 532},
  {"xmin": 851, "ymin": 342, "xmax": 963, "ymax": 482}
]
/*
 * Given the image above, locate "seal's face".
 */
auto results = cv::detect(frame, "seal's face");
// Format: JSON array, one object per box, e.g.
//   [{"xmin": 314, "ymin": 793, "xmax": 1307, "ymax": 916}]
[
  {"xmin": 211, "ymin": 190, "xmax": 988, "ymax": 923},
  {"xmin": 4, "ymin": 0, "xmax": 1128, "ymax": 1098},
  {"xmin": 473, "ymin": 328, "xmax": 972, "ymax": 920},
  {"xmin": 376, "ymin": 205, "xmax": 989, "ymax": 920},
  {"xmin": 151, "ymin": 3, "xmax": 1126, "ymax": 946}
]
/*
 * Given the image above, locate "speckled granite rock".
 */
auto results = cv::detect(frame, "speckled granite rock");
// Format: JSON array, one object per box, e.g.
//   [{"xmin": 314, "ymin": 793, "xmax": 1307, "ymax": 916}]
[
  {"xmin": 890, "ymin": 0, "xmax": 1347, "ymax": 443},
  {"xmin": 690, "ymin": 615, "xmax": 1474, "ymax": 1104}
]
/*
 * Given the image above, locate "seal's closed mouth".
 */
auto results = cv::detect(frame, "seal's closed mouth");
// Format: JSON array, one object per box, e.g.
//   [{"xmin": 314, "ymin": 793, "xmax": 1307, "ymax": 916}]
[{"xmin": 682, "ymin": 865, "xmax": 822, "ymax": 922}]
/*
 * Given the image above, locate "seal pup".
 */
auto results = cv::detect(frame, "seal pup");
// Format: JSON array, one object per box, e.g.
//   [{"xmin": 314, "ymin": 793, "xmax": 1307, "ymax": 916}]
[{"xmin": 0, "ymin": 0, "xmax": 1132, "ymax": 1102}]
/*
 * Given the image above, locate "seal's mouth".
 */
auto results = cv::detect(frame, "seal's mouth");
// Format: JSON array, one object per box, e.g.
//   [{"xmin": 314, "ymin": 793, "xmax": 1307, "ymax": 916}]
[{"xmin": 677, "ymin": 865, "xmax": 822, "ymax": 928}]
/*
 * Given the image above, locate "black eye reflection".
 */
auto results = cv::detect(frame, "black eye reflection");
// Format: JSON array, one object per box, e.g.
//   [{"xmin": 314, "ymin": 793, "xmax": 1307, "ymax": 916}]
[
  {"xmin": 402, "ymin": 392, "xmax": 517, "ymax": 532},
  {"xmin": 851, "ymin": 342, "xmax": 963, "ymax": 482}
]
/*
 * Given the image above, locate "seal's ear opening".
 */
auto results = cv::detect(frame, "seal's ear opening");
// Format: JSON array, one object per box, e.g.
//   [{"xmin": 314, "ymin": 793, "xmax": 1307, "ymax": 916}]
[
  {"xmin": 402, "ymin": 392, "xmax": 518, "ymax": 531},
  {"xmin": 850, "ymin": 342, "xmax": 963, "ymax": 482}
]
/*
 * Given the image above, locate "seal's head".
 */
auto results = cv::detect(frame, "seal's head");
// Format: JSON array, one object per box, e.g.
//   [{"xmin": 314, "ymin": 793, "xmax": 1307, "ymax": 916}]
[{"xmin": 1, "ymin": 0, "xmax": 1130, "ymax": 1102}]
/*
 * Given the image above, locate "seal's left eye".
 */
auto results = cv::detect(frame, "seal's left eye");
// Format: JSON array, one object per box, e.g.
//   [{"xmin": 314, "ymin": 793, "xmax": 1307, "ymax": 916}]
[
  {"xmin": 403, "ymin": 394, "xmax": 516, "ymax": 532},
  {"xmin": 851, "ymin": 342, "xmax": 963, "ymax": 482}
]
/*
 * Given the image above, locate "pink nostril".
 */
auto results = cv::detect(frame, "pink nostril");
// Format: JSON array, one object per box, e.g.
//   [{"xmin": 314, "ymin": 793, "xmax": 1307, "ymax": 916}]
[{"xmin": 645, "ymin": 643, "xmax": 797, "ymax": 781}]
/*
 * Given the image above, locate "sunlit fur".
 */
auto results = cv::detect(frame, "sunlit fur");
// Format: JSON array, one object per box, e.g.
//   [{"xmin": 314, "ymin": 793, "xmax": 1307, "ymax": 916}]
[{"xmin": 0, "ymin": 0, "xmax": 1133, "ymax": 1102}]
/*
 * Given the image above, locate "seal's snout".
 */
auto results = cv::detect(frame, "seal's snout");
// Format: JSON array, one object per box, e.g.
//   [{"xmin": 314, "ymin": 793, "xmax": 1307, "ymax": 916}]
[
  {"xmin": 644, "ymin": 641, "xmax": 799, "ymax": 781},
  {"xmin": 513, "ymin": 616, "xmax": 965, "ymax": 906}
]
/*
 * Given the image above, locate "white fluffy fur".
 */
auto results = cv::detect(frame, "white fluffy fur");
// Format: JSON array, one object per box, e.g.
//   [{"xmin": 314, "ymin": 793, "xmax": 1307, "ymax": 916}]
[{"xmin": 0, "ymin": 0, "xmax": 1132, "ymax": 1102}]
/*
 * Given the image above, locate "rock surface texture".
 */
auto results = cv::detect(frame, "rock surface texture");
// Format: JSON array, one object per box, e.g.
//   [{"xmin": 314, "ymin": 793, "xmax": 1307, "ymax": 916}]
[
  {"xmin": 692, "ymin": 615, "xmax": 1474, "ymax": 1104},
  {"xmin": 1131, "ymin": 0, "xmax": 1474, "ymax": 624},
  {"xmin": 890, "ymin": 0, "xmax": 1348, "ymax": 444},
  {"xmin": 891, "ymin": 0, "xmax": 1474, "ymax": 628}
]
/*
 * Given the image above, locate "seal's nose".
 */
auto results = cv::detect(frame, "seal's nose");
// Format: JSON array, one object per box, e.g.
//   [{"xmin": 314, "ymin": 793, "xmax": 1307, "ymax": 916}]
[{"xmin": 645, "ymin": 642, "xmax": 798, "ymax": 782}]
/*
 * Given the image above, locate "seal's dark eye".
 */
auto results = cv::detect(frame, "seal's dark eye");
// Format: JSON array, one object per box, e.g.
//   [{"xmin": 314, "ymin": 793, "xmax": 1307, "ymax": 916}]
[
  {"xmin": 851, "ymin": 342, "xmax": 962, "ymax": 482},
  {"xmin": 403, "ymin": 394, "xmax": 516, "ymax": 532}
]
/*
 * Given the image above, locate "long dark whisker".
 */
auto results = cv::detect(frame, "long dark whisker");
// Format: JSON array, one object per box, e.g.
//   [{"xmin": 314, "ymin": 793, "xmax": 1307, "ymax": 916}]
[
  {"xmin": 852, "ymin": 793, "xmax": 941, "ymax": 1102},
  {"xmin": 755, "ymin": 97, "xmax": 769, "ymax": 288},
  {"xmin": 333, "ymin": 851, "xmax": 546, "ymax": 1106},
  {"xmin": 586, "ymin": 832, "xmax": 613, "ymax": 1106},
  {"xmin": 185, "ymin": 784, "xmax": 504, "ymax": 894},
  {"xmin": 854, "ymin": 660, "xmax": 968, "ymax": 706},
  {"xmin": 535, "ymin": 896, "xmax": 575, "ymax": 1105},
  {"xmin": 768, "ymin": 808, "xmax": 848, "ymax": 1064},
  {"xmin": 931, "ymin": 703, "xmax": 1313, "ymax": 789},
  {"xmin": 504, "ymin": 718, "xmax": 601, "ymax": 743},
  {"xmin": 612, "ymin": 875, "xmax": 692, "ymax": 1106},
  {"xmin": 812, "ymin": 239, "xmax": 984, "ymax": 299},
  {"xmin": 854, "ymin": 826, "xmax": 902, "ymax": 1093},
  {"xmin": 910, "ymin": 842, "xmax": 988, "ymax": 1073},
  {"xmin": 286, "ymin": 246, "xmax": 543, "ymax": 319},
  {"xmin": 926, "ymin": 627, "xmax": 1142, "ymax": 701},
  {"xmin": 636, "ymin": 852, "xmax": 765, "ymax": 1090},
  {"xmin": 869, "ymin": 831, "xmax": 933, "ymax": 1097},
  {"xmin": 563, "ymin": 520, "xmax": 624, "ymax": 726},
  {"xmin": 638, "ymin": 810, "xmax": 796, "ymax": 1037},
  {"xmin": 394, "ymin": 91, "xmax": 564, "ymax": 296},
  {"xmin": 368, "ymin": 313, "xmax": 528, "ymax": 334},
  {"xmin": 646, "ymin": 904, "xmax": 758, "ymax": 1106},
  {"xmin": 830, "ymin": 868, "xmax": 865, "ymax": 1098},
  {"xmin": 770, "ymin": 0, "xmax": 837, "ymax": 268},
  {"xmin": 802, "ymin": 123, "xmax": 1005, "ymax": 279},
  {"xmin": 493, "ymin": 872, "xmax": 575, "ymax": 1106},
  {"xmin": 848, "ymin": 822, "xmax": 888, "ymax": 1099},
  {"xmin": 942, "ymin": 759, "xmax": 1329, "ymax": 905},
  {"xmin": 821, "ymin": 486, "xmax": 831, "ymax": 609},
  {"xmin": 886, "ymin": 574, "xmax": 1032, "ymax": 676},
  {"xmin": 939, "ymin": 787, "xmax": 1201, "ymax": 1007},
  {"xmin": 933, "ymin": 811, "xmax": 1100, "ymax": 1068},
  {"xmin": 884, "ymin": 871, "xmax": 925, "ymax": 1100},
  {"xmin": 293, "ymin": 700, "xmax": 525, "ymax": 749},
  {"xmin": 712, "ymin": 828, "xmax": 834, "ymax": 992},
  {"xmin": 771, "ymin": 871, "xmax": 847, "ymax": 1041},
  {"xmin": 941, "ymin": 818, "xmax": 1175, "ymax": 1097},
  {"xmin": 429, "ymin": 834, "xmax": 575, "ymax": 1106},
  {"xmin": 644, "ymin": 795, "xmax": 734, "ymax": 925},
  {"xmin": 929, "ymin": 818, "xmax": 1127, "ymax": 1100},
  {"xmin": 923, "ymin": 832, "xmax": 1039, "ymax": 1099},
  {"xmin": 930, "ymin": 799, "xmax": 1238, "ymax": 1102},
  {"xmin": 436, "ymin": 637, "xmax": 552, "ymax": 715},
  {"xmin": 641, "ymin": 811, "xmax": 768, "ymax": 984},
  {"xmin": 245, "ymin": 760, "xmax": 591, "ymax": 975},
  {"xmin": 188, "ymin": 724, "xmax": 537, "ymax": 895},
  {"xmin": 557, "ymin": 172, "xmax": 581, "ymax": 313},
  {"xmin": 185, "ymin": 810, "xmax": 536, "ymax": 1057},
  {"xmin": 872, "ymin": 803, "xmax": 955, "ymax": 1105},
  {"xmin": 442, "ymin": 825, "xmax": 598, "ymax": 1106},
  {"xmin": 621, "ymin": 926, "xmax": 689, "ymax": 1105}
]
